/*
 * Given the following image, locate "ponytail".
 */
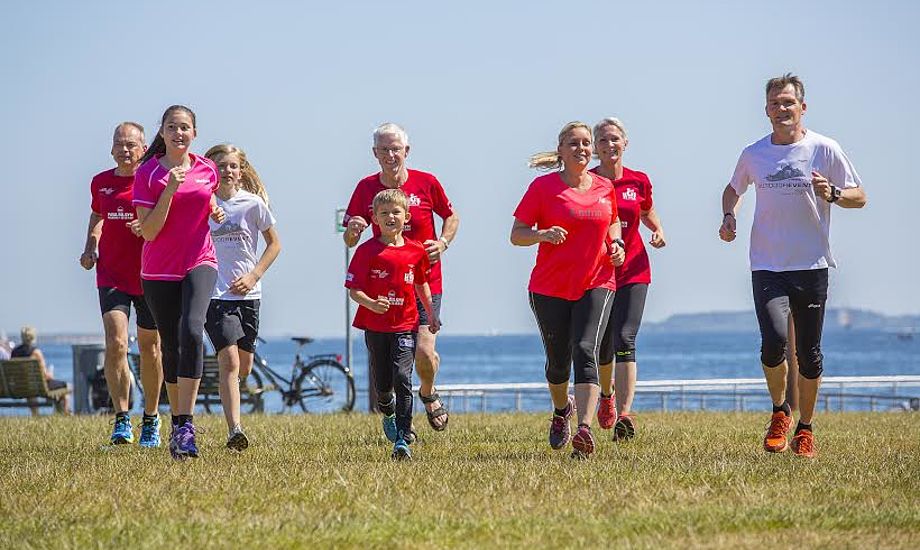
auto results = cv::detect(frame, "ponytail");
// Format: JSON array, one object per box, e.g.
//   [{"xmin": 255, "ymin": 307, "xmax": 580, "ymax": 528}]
[
  {"xmin": 139, "ymin": 134, "xmax": 166, "ymax": 165},
  {"xmin": 529, "ymin": 121, "xmax": 592, "ymax": 172}
]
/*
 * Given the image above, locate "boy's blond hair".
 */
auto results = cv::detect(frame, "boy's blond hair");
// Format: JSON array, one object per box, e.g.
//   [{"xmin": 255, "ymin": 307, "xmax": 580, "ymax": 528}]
[{"xmin": 372, "ymin": 188, "xmax": 409, "ymax": 214}]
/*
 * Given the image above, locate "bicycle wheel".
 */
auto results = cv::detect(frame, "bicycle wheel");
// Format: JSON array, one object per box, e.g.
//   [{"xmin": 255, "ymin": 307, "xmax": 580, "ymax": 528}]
[
  {"xmin": 295, "ymin": 359, "xmax": 355, "ymax": 413},
  {"xmin": 243, "ymin": 369, "xmax": 266, "ymax": 414}
]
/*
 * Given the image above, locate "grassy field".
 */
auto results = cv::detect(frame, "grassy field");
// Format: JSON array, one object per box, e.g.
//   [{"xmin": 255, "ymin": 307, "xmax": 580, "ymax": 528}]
[{"xmin": 0, "ymin": 411, "xmax": 918, "ymax": 549}]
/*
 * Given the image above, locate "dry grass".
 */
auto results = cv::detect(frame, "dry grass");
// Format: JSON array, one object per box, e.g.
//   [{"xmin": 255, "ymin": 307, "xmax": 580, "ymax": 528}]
[{"xmin": 1, "ymin": 412, "xmax": 918, "ymax": 549}]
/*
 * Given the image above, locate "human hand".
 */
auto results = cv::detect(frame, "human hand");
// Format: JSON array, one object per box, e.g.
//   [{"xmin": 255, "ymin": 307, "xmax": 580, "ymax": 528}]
[
  {"xmin": 166, "ymin": 166, "xmax": 186, "ymax": 193},
  {"xmin": 423, "ymin": 239, "xmax": 446, "ymax": 263},
  {"xmin": 811, "ymin": 171, "xmax": 832, "ymax": 201},
  {"xmin": 719, "ymin": 214, "xmax": 736, "ymax": 242},
  {"xmin": 229, "ymin": 272, "xmax": 259, "ymax": 295},
  {"xmin": 210, "ymin": 206, "xmax": 226, "ymax": 223},
  {"xmin": 610, "ymin": 243, "xmax": 626, "ymax": 267},
  {"xmin": 347, "ymin": 216, "xmax": 369, "ymax": 236},
  {"xmin": 649, "ymin": 230, "xmax": 666, "ymax": 248},
  {"xmin": 428, "ymin": 314, "xmax": 441, "ymax": 334},
  {"xmin": 79, "ymin": 251, "xmax": 97, "ymax": 270},
  {"xmin": 126, "ymin": 219, "xmax": 142, "ymax": 237},
  {"xmin": 368, "ymin": 297, "xmax": 390, "ymax": 314},
  {"xmin": 539, "ymin": 226, "xmax": 567, "ymax": 245}
]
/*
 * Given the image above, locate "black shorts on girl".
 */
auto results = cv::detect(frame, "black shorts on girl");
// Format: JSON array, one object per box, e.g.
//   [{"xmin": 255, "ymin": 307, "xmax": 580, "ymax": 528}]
[
  {"xmin": 98, "ymin": 287, "xmax": 157, "ymax": 330},
  {"xmin": 205, "ymin": 299, "xmax": 261, "ymax": 353}
]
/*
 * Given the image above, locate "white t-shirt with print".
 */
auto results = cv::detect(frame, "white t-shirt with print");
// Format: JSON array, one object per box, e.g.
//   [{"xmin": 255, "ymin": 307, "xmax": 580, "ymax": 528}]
[
  {"xmin": 729, "ymin": 129, "xmax": 862, "ymax": 272},
  {"xmin": 209, "ymin": 190, "xmax": 276, "ymax": 300}
]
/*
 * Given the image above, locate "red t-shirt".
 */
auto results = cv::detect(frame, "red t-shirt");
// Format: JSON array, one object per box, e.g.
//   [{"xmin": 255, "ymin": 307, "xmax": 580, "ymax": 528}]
[
  {"xmin": 343, "ymin": 169, "xmax": 453, "ymax": 294},
  {"xmin": 591, "ymin": 166, "xmax": 654, "ymax": 286},
  {"xmin": 132, "ymin": 154, "xmax": 219, "ymax": 281},
  {"xmin": 513, "ymin": 172, "xmax": 619, "ymax": 300},
  {"xmin": 345, "ymin": 238, "xmax": 431, "ymax": 333},
  {"xmin": 90, "ymin": 169, "xmax": 144, "ymax": 295}
]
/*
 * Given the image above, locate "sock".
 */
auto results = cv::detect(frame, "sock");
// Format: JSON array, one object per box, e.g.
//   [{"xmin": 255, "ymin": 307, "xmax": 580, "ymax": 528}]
[
  {"xmin": 772, "ymin": 401, "xmax": 792, "ymax": 417},
  {"xmin": 115, "ymin": 412, "xmax": 130, "ymax": 422},
  {"xmin": 143, "ymin": 412, "xmax": 157, "ymax": 420},
  {"xmin": 578, "ymin": 423, "xmax": 590, "ymax": 430},
  {"xmin": 177, "ymin": 414, "xmax": 193, "ymax": 427},
  {"xmin": 795, "ymin": 421, "xmax": 812, "ymax": 434},
  {"xmin": 553, "ymin": 403, "xmax": 570, "ymax": 417},
  {"xmin": 171, "ymin": 415, "xmax": 180, "ymax": 429},
  {"xmin": 600, "ymin": 392, "xmax": 612, "ymax": 399}
]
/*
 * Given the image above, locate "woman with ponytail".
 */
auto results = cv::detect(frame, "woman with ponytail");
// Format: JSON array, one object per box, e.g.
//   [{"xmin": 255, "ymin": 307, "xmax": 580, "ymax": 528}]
[
  {"xmin": 203, "ymin": 144, "xmax": 281, "ymax": 452},
  {"xmin": 510, "ymin": 121, "xmax": 626, "ymax": 459},
  {"xmin": 132, "ymin": 105, "xmax": 225, "ymax": 460}
]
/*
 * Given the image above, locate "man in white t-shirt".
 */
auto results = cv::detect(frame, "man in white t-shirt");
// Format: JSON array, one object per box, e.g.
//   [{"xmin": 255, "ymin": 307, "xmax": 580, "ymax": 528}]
[{"xmin": 719, "ymin": 73, "xmax": 867, "ymax": 458}]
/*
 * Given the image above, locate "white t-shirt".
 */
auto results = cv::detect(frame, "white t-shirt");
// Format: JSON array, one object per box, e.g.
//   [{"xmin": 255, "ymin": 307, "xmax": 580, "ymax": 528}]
[
  {"xmin": 209, "ymin": 190, "xmax": 276, "ymax": 300},
  {"xmin": 729, "ymin": 129, "xmax": 862, "ymax": 271}
]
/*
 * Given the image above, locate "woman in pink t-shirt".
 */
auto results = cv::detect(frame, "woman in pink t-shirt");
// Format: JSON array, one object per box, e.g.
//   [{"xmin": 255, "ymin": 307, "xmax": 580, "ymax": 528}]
[
  {"xmin": 133, "ymin": 105, "xmax": 224, "ymax": 460},
  {"xmin": 591, "ymin": 117, "xmax": 667, "ymax": 442},
  {"xmin": 511, "ymin": 121, "xmax": 626, "ymax": 459}
]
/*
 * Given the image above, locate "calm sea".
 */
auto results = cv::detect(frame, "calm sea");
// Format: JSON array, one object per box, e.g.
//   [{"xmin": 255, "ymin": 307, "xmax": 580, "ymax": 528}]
[{"xmin": 16, "ymin": 330, "xmax": 917, "ymax": 416}]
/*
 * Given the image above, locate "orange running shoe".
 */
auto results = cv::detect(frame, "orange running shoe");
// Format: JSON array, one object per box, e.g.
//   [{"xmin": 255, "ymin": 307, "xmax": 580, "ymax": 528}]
[
  {"xmin": 790, "ymin": 429, "xmax": 817, "ymax": 458},
  {"xmin": 597, "ymin": 395, "xmax": 616, "ymax": 430},
  {"xmin": 763, "ymin": 411, "xmax": 792, "ymax": 453}
]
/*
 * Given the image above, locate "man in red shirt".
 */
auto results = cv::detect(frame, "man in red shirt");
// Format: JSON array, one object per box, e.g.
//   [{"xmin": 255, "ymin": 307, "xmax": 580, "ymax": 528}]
[
  {"xmin": 80, "ymin": 122, "xmax": 164, "ymax": 447},
  {"xmin": 343, "ymin": 123, "xmax": 459, "ymax": 432}
]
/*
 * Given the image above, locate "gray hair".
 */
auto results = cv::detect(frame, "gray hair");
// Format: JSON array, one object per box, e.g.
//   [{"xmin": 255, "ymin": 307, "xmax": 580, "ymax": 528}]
[
  {"xmin": 592, "ymin": 117, "xmax": 628, "ymax": 142},
  {"xmin": 114, "ymin": 121, "xmax": 145, "ymax": 140},
  {"xmin": 373, "ymin": 122, "xmax": 409, "ymax": 147}
]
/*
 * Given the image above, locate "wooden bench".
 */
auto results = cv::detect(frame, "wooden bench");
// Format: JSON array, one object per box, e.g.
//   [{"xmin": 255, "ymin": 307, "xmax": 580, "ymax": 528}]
[
  {"xmin": 129, "ymin": 354, "xmax": 272, "ymax": 414},
  {"xmin": 0, "ymin": 358, "xmax": 70, "ymax": 414}
]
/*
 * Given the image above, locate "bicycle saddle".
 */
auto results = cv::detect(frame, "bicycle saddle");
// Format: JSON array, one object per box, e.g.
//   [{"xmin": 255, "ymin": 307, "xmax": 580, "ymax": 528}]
[{"xmin": 291, "ymin": 337, "xmax": 314, "ymax": 345}]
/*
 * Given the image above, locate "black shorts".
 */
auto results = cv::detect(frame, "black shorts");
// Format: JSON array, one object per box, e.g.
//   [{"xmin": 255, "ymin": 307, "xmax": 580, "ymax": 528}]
[
  {"xmin": 205, "ymin": 299, "xmax": 261, "ymax": 353},
  {"xmin": 48, "ymin": 379, "xmax": 68, "ymax": 391},
  {"xmin": 416, "ymin": 293, "xmax": 443, "ymax": 326},
  {"xmin": 98, "ymin": 287, "xmax": 156, "ymax": 330}
]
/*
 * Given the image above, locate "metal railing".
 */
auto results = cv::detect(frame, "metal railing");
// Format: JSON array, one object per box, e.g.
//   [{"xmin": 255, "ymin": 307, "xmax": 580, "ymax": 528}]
[{"xmin": 421, "ymin": 375, "xmax": 920, "ymax": 413}]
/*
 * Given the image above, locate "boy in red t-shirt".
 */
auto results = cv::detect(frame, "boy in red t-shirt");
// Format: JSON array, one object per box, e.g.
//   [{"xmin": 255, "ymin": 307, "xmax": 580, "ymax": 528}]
[{"xmin": 345, "ymin": 189, "xmax": 440, "ymax": 460}]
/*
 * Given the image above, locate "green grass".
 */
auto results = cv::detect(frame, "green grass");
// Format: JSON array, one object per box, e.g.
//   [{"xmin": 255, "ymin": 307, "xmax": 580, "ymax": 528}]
[{"xmin": 1, "ymin": 412, "xmax": 918, "ymax": 549}]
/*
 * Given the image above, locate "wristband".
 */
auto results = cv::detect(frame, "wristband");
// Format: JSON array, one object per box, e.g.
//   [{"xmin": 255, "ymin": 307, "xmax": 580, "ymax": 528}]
[
  {"xmin": 723, "ymin": 212, "xmax": 735, "ymax": 219},
  {"xmin": 612, "ymin": 238, "xmax": 626, "ymax": 252},
  {"xmin": 439, "ymin": 236, "xmax": 450, "ymax": 249}
]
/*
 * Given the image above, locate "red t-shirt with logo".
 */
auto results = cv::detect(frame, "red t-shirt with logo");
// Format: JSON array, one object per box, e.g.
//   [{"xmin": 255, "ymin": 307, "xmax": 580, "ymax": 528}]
[
  {"xmin": 513, "ymin": 172, "xmax": 619, "ymax": 300},
  {"xmin": 132, "ymin": 154, "xmax": 219, "ymax": 281},
  {"xmin": 90, "ymin": 169, "xmax": 144, "ymax": 296},
  {"xmin": 591, "ymin": 166, "xmax": 653, "ymax": 286},
  {"xmin": 345, "ymin": 238, "xmax": 431, "ymax": 333},
  {"xmin": 343, "ymin": 169, "xmax": 453, "ymax": 294}
]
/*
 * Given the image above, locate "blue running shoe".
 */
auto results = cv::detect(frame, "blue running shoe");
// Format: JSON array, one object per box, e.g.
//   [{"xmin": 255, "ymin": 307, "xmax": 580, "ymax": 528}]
[
  {"xmin": 391, "ymin": 432, "xmax": 412, "ymax": 461},
  {"xmin": 169, "ymin": 422, "xmax": 199, "ymax": 460},
  {"xmin": 139, "ymin": 415, "xmax": 161, "ymax": 448},
  {"xmin": 110, "ymin": 415, "xmax": 134, "ymax": 445},
  {"xmin": 382, "ymin": 414, "xmax": 398, "ymax": 443}
]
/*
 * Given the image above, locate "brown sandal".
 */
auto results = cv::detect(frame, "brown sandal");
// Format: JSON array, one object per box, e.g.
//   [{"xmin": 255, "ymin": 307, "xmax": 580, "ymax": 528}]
[{"xmin": 419, "ymin": 390, "xmax": 449, "ymax": 431}]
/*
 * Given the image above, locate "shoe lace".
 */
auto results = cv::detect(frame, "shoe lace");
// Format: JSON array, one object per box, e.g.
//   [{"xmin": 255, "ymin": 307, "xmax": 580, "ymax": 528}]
[
  {"xmin": 551, "ymin": 415, "xmax": 567, "ymax": 433},
  {"xmin": 765, "ymin": 414, "xmax": 789, "ymax": 439},
  {"xmin": 793, "ymin": 431, "xmax": 814, "ymax": 453}
]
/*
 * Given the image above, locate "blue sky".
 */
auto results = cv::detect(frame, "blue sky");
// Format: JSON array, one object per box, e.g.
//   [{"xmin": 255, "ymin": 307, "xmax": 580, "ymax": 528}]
[{"xmin": 2, "ymin": 1, "xmax": 918, "ymax": 337}]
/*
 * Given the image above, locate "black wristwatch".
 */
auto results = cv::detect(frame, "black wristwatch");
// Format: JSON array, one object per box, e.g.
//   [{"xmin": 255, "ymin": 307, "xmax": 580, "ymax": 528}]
[
  {"xmin": 612, "ymin": 238, "xmax": 626, "ymax": 252},
  {"xmin": 828, "ymin": 185, "xmax": 842, "ymax": 203}
]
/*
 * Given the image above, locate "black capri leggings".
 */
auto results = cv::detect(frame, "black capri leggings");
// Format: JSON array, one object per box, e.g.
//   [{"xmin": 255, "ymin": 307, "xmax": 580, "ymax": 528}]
[
  {"xmin": 752, "ymin": 269, "xmax": 828, "ymax": 380},
  {"xmin": 142, "ymin": 265, "xmax": 217, "ymax": 384},
  {"xmin": 600, "ymin": 283, "xmax": 648, "ymax": 364},
  {"xmin": 529, "ymin": 288, "xmax": 614, "ymax": 386}
]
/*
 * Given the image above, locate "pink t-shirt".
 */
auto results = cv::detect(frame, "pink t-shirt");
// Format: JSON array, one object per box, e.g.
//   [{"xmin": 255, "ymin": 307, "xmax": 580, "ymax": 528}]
[
  {"xmin": 513, "ymin": 172, "xmax": 619, "ymax": 300},
  {"xmin": 343, "ymin": 169, "xmax": 454, "ymax": 294},
  {"xmin": 90, "ymin": 169, "xmax": 144, "ymax": 295},
  {"xmin": 132, "ymin": 154, "xmax": 219, "ymax": 281},
  {"xmin": 591, "ymin": 166, "xmax": 654, "ymax": 286}
]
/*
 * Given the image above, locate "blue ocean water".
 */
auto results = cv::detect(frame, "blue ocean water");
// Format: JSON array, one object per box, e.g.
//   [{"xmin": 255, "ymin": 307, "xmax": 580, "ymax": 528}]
[{"xmin": 20, "ymin": 329, "xmax": 918, "ymax": 416}]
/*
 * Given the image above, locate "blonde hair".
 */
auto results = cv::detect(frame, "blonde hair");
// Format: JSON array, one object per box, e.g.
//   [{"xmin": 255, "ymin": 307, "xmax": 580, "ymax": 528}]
[
  {"xmin": 592, "ymin": 117, "xmax": 628, "ymax": 142},
  {"xmin": 372, "ymin": 188, "xmax": 409, "ymax": 213},
  {"xmin": 529, "ymin": 121, "xmax": 592, "ymax": 171},
  {"xmin": 373, "ymin": 122, "xmax": 409, "ymax": 147},
  {"xmin": 20, "ymin": 325, "xmax": 36, "ymax": 346},
  {"xmin": 205, "ymin": 144, "xmax": 270, "ymax": 207}
]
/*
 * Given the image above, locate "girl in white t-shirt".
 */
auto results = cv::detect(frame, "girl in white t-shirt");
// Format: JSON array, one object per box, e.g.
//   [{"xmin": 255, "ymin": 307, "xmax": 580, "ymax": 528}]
[{"xmin": 204, "ymin": 144, "xmax": 281, "ymax": 451}]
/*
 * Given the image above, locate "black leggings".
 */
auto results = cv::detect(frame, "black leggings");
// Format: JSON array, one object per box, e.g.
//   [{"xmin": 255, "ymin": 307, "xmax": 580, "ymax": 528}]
[
  {"xmin": 529, "ymin": 288, "xmax": 614, "ymax": 386},
  {"xmin": 365, "ymin": 330, "xmax": 416, "ymax": 434},
  {"xmin": 142, "ymin": 266, "xmax": 217, "ymax": 384},
  {"xmin": 752, "ymin": 269, "xmax": 828, "ymax": 379},
  {"xmin": 600, "ymin": 283, "xmax": 648, "ymax": 364}
]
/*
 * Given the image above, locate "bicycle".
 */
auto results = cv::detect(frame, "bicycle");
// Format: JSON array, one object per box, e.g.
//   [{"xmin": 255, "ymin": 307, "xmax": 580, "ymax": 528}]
[{"xmin": 251, "ymin": 336, "xmax": 356, "ymax": 413}]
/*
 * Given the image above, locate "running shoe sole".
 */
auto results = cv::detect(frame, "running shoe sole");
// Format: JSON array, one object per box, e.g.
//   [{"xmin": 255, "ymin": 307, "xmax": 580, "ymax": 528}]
[
  {"xmin": 571, "ymin": 428, "xmax": 596, "ymax": 456},
  {"xmin": 227, "ymin": 431, "xmax": 250, "ymax": 452}
]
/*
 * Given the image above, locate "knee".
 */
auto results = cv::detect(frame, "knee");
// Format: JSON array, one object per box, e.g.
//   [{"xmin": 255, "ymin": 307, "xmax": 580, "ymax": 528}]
[
  {"xmin": 760, "ymin": 336, "xmax": 787, "ymax": 368},
  {"xmin": 105, "ymin": 333, "xmax": 129, "ymax": 358},
  {"xmin": 415, "ymin": 345, "xmax": 438, "ymax": 371},
  {"xmin": 544, "ymin": 361, "xmax": 569, "ymax": 385},
  {"xmin": 573, "ymin": 339, "xmax": 597, "ymax": 366},
  {"xmin": 797, "ymin": 346, "xmax": 823, "ymax": 379},
  {"xmin": 573, "ymin": 364, "xmax": 599, "ymax": 385}
]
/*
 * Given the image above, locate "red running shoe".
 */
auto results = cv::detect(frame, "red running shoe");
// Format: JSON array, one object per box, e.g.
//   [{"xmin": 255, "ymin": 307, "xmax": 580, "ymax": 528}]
[
  {"xmin": 571, "ymin": 424, "xmax": 596, "ymax": 458},
  {"xmin": 597, "ymin": 395, "xmax": 616, "ymax": 430},
  {"xmin": 612, "ymin": 414, "xmax": 637, "ymax": 441},
  {"xmin": 790, "ymin": 428, "xmax": 817, "ymax": 458},
  {"xmin": 763, "ymin": 411, "xmax": 792, "ymax": 453}
]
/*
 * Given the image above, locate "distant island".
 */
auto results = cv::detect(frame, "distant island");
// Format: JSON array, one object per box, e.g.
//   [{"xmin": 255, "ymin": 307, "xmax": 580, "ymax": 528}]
[{"xmin": 643, "ymin": 308, "xmax": 920, "ymax": 334}]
